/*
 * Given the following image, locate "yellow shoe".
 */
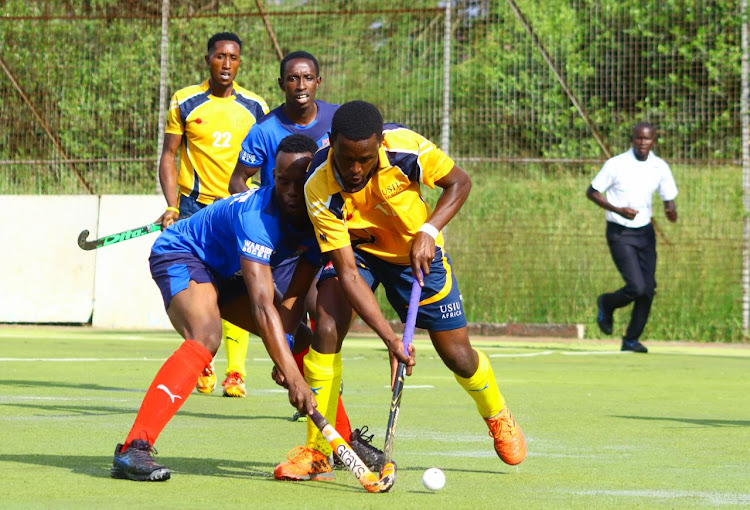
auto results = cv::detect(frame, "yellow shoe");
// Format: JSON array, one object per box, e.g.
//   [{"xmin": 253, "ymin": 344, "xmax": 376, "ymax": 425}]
[
  {"xmin": 273, "ymin": 446, "xmax": 334, "ymax": 481},
  {"xmin": 222, "ymin": 371, "xmax": 246, "ymax": 398},
  {"xmin": 195, "ymin": 362, "xmax": 216, "ymax": 394},
  {"xmin": 485, "ymin": 407, "xmax": 526, "ymax": 465}
]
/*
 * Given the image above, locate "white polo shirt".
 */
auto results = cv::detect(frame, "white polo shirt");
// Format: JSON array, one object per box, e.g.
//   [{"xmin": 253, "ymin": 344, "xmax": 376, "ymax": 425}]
[{"xmin": 591, "ymin": 148, "xmax": 678, "ymax": 228}]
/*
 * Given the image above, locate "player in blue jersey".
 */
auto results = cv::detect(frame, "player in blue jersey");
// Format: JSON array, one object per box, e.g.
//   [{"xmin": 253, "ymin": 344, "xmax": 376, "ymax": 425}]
[
  {"xmin": 110, "ymin": 135, "xmax": 323, "ymax": 482},
  {"xmin": 227, "ymin": 51, "xmax": 359, "ymax": 436},
  {"xmin": 231, "ymin": 51, "xmax": 337, "ymax": 191}
]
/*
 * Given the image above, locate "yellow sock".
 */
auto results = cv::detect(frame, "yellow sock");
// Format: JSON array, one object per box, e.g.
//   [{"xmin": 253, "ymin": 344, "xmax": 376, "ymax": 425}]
[
  {"xmin": 222, "ymin": 320, "xmax": 250, "ymax": 378},
  {"xmin": 303, "ymin": 348, "xmax": 342, "ymax": 456},
  {"xmin": 454, "ymin": 349, "xmax": 505, "ymax": 419}
]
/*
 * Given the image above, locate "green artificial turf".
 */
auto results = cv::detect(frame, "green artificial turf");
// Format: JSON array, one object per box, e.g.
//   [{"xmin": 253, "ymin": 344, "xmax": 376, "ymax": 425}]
[{"xmin": 1, "ymin": 327, "xmax": 748, "ymax": 509}]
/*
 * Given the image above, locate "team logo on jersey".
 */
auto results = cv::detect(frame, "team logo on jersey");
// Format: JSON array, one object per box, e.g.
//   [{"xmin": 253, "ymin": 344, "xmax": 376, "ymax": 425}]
[
  {"xmin": 381, "ymin": 181, "xmax": 405, "ymax": 198},
  {"xmin": 242, "ymin": 240, "xmax": 273, "ymax": 260},
  {"xmin": 196, "ymin": 118, "xmax": 202, "ymax": 124},
  {"xmin": 239, "ymin": 150, "xmax": 257, "ymax": 164},
  {"xmin": 319, "ymin": 233, "xmax": 327, "ymax": 242}
]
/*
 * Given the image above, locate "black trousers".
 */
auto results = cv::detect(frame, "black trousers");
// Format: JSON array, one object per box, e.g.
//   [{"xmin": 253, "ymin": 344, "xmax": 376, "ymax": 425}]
[{"xmin": 600, "ymin": 222, "xmax": 657, "ymax": 341}]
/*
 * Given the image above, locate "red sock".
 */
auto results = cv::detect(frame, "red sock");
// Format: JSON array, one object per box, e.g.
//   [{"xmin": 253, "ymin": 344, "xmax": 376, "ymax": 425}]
[
  {"xmin": 335, "ymin": 394, "xmax": 352, "ymax": 442},
  {"xmin": 293, "ymin": 347, "xmax": 309, "ymax": 374},
  {"xmin": 124, "ymin": 339, "xmax": 213, "ymax": 449}
]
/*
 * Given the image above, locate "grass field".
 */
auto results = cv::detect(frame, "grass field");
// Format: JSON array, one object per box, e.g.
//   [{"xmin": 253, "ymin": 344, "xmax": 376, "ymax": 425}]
[{"xmin": 1, "ymin": 326, "xmax": 749, "ymax": 509}]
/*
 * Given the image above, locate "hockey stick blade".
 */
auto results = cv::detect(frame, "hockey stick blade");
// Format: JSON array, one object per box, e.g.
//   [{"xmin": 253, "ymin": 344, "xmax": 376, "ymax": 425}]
[
  {"xmin": 382, "ymin": 275, "xmax": 421, "ymax": 465},
  {"xmin": 310, "ymin": 409, "xmax": 396, "ymax": 493},
  {"xmin": 77, "ymin": 222, "xmax": 162, "ymax": 250}
]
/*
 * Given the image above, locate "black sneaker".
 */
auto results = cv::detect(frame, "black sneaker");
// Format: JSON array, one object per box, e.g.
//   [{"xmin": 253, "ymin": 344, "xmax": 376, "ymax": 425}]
[
  {"xmin": 347, "ymin": 426, "xmax": 385, "ymax": 472},
  {"xmin": 110, "ymin": 439, "xmax": 171, "ymax": 481},
  {"xmin": 597, "ymin": 295, "xmax": 613, "ymax": 335},
  {"xmin": 291, "ymin": 410, "xmax": 308, "ymax": 422},
  {"xmin": 621, "ymin": 339, "xmax": 648, "ymax": 353}
]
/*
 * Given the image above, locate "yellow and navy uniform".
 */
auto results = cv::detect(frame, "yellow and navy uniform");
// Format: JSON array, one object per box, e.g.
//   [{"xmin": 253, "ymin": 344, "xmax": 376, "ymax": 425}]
[
  {"xmin": 166, "ymin": 80, "xmax": 269, "ymax": 205},
  {"xmin": 304, "ymin": 124, "xmax": 454, "ymax": 264}
]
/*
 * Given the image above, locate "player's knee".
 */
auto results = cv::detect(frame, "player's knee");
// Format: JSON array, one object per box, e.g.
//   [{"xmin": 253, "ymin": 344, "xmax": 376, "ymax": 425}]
[
  {"xmin": 312, "ymin": 316, "xmax": 348, "ymax": 346},
  {"xmin": 193, "ymin": 330, "xmax": 222, "ymax": 355},
  {"xmin": 436, "ymin": 343, "xmax": 475, "ymax": 378}
]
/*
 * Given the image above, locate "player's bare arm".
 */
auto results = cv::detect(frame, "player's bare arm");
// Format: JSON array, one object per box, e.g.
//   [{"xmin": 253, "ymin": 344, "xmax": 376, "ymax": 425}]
[
  {"xmin": 664, "ymin": 199, "xmax": 678, "ymax": 222},
  {"xmin": 156, "ymin": 133, "xmax": 184, "ymax": 228},
  {"xmin": 411, "ymin": 165, "xmax": 472, "ymax": 284},
  {"xmin": 328, "ymin": 246, "xmax": 415, "ymax": 384},
  {"xmin": 585, "ymin": 185, "xmax": 638, "ymax": 220},
  {"xmin": 276, "ymin": 257, "xmax": 317, "ymax": 348},
  {"xmin": 240, "ymin": 257, "xmax": 316, "ymax": 415},
  {"xmin": 228, "ymin": 160, "xmax": 260, "ymax": 194}
]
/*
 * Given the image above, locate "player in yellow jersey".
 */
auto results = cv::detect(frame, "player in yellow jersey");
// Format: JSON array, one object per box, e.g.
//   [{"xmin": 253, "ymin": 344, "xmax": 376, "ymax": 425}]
[
  {"xmin": 157, "ymin": 32, "xmax": 269, "ymax": 398},
  {"xmin": 274, "ymin": 101, "xmax": 525, "ymax": 481}
]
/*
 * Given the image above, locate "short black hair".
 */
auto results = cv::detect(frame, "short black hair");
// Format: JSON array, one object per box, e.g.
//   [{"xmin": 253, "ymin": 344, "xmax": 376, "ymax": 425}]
[
  {"xmin": 280, "ymin": 51, "xmax": 319, "ymax": 78},
  {"xmin": 632, "ymin": 121, "xmax": 655, "ymax": 137},
  {"xmin": 331, "ymin": 101, "xmax": 383, "ymax": 142},
  {"xmin": 276, "ymin": 134, "xmax": 318, "ymax": 158},
  {"xmin": 207, "ymin": 32, "xmax": 242, "ymax": 53}
]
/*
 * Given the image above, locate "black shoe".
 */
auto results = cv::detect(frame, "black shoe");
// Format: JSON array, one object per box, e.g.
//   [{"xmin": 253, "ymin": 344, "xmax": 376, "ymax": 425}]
[
  {"xmin": 110, "ymin": 439, "xmax": 171, "ymax": 481},
  {"xmin": 621, "ymin": 339, "xmax": 648, "ymax": 353},
  {"xmin": 291, "ymin": 410, "xmax": 307, "ymax": 422},
  {"xmin": 597, "ymin": 295, "xmax": 613, "ymax": 335},
  {"xmin": 335, "ymin": 426, "xmax": 384, "ymax": 472}
]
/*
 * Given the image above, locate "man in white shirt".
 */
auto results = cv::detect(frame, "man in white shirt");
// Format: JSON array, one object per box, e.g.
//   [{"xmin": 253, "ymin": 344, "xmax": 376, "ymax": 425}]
[{"xmin": 586, "ymin": 122, "xmax": 678, "ymax": 353}]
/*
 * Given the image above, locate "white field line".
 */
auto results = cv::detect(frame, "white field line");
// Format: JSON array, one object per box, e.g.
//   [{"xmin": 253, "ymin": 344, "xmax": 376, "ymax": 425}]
[
  {"xmin": 0, "ymin": 395, "xmax": 131, "ymax": 402},
  {"xmin": 489, "ymin": 350, "xmax": 555, "ymax": 358},
  {"xmin": 0, "ymin": 357, "xmax": 168, "ymax": 362},
  {"xmin": 560, "ymin": 350, "xmax": 628, "ymax": 355},
  {"xmin": 0, "ymin": 355, "xmax": 365, "ymax": 362},
  {"xmin": 382, "ymin": 384, "xmax": 435, "ymax": 389},
  {"xmin": 569, "ymin": 489, "xmax": 750, "ymax": 506}
]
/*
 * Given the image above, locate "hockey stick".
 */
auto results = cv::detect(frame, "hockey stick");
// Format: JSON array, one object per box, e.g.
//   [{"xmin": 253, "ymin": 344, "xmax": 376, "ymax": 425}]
[
  {"xmin": 77, "ymin": 222, "xmax": 162, "ymax": 251},
  {"xmin": 310, "ymin": 409, "xmax": 396, "ymax": 493},
  {"xmin": 382, "ymin": 275, "xmax": 421, "ymax": 465}
]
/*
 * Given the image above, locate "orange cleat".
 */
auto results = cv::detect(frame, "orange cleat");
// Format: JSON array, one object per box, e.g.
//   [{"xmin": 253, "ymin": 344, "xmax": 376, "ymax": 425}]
[
  {"xmin": 273, "ymin": 446, "xmax": 334, "ymax": 481},
  {"xmin": 195, "ymin": 361, "xmax": 216, "ymax": 394},
  {"xmin": 221, "ymin": 371, "xmax": 246, "ymax": 398},
  {"xmin": 485, "ymin": 407, "xmax": 526, "ymax": 465}
]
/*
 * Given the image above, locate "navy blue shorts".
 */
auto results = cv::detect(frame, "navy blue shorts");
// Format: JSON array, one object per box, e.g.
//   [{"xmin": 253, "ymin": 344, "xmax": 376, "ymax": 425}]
[
  {"xmin": 149, "ymin": 252, "xmax": 245, "ymax": 309},
  {"xmin": 177, "ymin": 193, "xmax": 215, "ymax": 219},
  {"xmin": 318, "ymin": 247, "xmax": 467, "ymax": 332},
  {"xmin": 272, "ymin": 256, "xmax": 298, "ymax": 296}
]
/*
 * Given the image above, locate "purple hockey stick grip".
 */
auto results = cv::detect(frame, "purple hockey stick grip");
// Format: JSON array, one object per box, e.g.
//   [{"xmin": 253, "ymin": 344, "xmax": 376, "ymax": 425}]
[{"xmin": 402, "ymin": 275, "xmax": 421, "ymax": 355}]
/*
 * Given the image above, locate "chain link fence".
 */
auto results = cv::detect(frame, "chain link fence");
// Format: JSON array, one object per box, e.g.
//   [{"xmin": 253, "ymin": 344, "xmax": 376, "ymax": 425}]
[{"xmin": 1, "ymin": 0, "xmax": 745, "ymax": 341}]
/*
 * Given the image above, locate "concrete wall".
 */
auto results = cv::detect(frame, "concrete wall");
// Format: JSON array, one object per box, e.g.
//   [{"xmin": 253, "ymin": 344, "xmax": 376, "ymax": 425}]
[{"xmin": 0, "ymin": 195, "xmax": 171, "ymax": 329}]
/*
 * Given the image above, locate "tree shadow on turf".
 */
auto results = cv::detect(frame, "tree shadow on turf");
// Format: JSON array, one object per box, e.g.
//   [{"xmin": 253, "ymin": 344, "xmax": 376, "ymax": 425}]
[
  {"xmin": 0, "ymin": 379, "xmax": 143, "ymax": 393},
  {"xmin": 0, "ymin": 454, "xmax": 396, "ymax": 493},
  {"xmin": 401, "ymin": 465, "xmax": 511, "ymax": 477},
  {"xmin": 0, "ymin": 401, "xmax": 287, "ymax": 422},
  {"xmin": 612, "ymin": 415, "xmax": 750, "ymax": 427}
]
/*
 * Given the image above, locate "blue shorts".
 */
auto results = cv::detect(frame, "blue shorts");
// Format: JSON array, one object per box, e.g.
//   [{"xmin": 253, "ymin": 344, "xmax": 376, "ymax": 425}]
[
  {"xmin": 177, "ymin": 194, "xmax": 207, "ymax": 219},
  {"xmin": 149, "ymin": 252, "xmax": 245, "ymax": 309},
  {"xmin": 318, "ymin": 247, "xmax": 467, "ymax": 332},
  {"xmin": 272, "ymin": 256, "xmax": 298, "ymax": 296}
]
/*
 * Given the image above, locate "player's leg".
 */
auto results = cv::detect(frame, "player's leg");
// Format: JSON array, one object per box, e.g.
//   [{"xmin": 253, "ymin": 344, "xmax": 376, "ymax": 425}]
[
  {"xmin": 112, "ymin": 254, "xmax": 220, "ymax": 481},
  {"xmin": 173, "ymin": 195, "xmax": 227, "ymax": 396},
  {"xmin": 221, "ymin": 319, "xmax": 250, "ymax": 397},
  {"xmin": 274, "ymin": 272, "xmax": 352, "ymax": 481},
  {"xmin": 430, "ymin": 327, "xmax": 525, "ymax": 465},
  {"xmin": 384, "ymin": 247, "xmax": 525, "ymax": 466}
]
